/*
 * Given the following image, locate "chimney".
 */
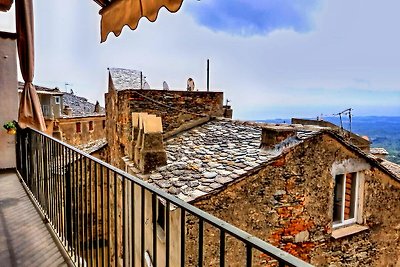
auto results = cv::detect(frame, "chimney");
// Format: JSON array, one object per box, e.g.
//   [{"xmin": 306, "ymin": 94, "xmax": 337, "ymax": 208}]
[
  {"xmin": 223, "ymin": 105, "xmax": 233, "ymax": 119},
  {"xmin": 94, "ymin": 101, "xmax": 100, "ymax": 113},
  {"xmin": 63, "ymin": 105, "xmax": 73, "ymax": 116},
  {"xmin": 261, "ymin": 127, "xmax": 296, "ymax": 149},
  {"xmin": 134, "ymin": 113, "xmax": 148, "ymax": 165},
  {"xmin": 138, "ymin": 115, "xmax": 167, "ymax": 173},
  {"xmin": 128, "ymin": 112, "xmax": 140, "ymax": 160}
]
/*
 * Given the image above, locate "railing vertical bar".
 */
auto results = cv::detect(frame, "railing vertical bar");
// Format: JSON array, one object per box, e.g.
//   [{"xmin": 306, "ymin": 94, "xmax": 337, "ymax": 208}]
[
  {"xmin": 220, "ymin": 229, "xmax": 225, "ymax": 267},
  {"xmin": 50, "ymin": 138, "xmax": 54, "ymax": 220},
  {"xmin": 69, "ymin": 148, "xmax": 74, "ymax": 258},
  {"xmin": 38, "ymin": 133, "xmax": 41, "ymax": 203},
  {"xmin": 101, "ymin": 166, "xmax": 105, "ymax": 267},
  {"xmin": 107, "ymin": 169, "xmax": 111, "ymax": 266},
  {"xmin": 53, "ymin": 140, "xmax": 58, "ymax": 233},
  {"xmin": 140, "ymin": 187, "xmax": 145, "ymax": 267},
  {"xmin": 122, "ymin": 177, "xmax": 126, "ymax": 267},
  {"xmin": 166, "ymin": 201, "xmax": 170, "ymax": 267},
  {"xmin": 198, "ymin": 218, "xmax": 204, "ymax": 267},
  {"xmin": 152, "ymin": 194, "xmax": 157, "ymax": 267},
  {"xmin": 63, "ymin": 145, "xmax": 68, "ymax": 248},
  {"xmin": 44, "ymin": 137, "xmax": 49, "ymax": 214},
  {"xmin": 84, "ymin": 156, "xmax": 89, "ymax": 266},
  {"xmin": 80, "ymin": 154, "xmax": 84, "ymax": 266},
  {"xmin": 49, "ymin": 139, "xmax": 54, "ymax": 227},
  {"xmin": 246, "ymin": 244, "xmax": 252, "ymax": 267},
  {"xmin": 61, "ymin": 143, "xmax": 65, "ymax": 246},
  {"xmin": 180, "ymin": 209, "xmax": 185, "ymax": 267},
  {"xmin": 95, "ymin": 162, "xmax": 99, "ymax": 267},
  {"xmin": 89, "ymin": 159, "xmax": 94, "ymax": 267},
  {"xmin": 114, "ymin": 172, "xmax": 118, "ymax": 267},
  {"xmin": 54, "ymin": 140, "xmax": 59, "ymax": 233},
  {"xmin": 34, "ymin": 133, "xmax": 39, "ymax": 209},
  {"xmin": 51, "ymin": 139, "xmax": 56, "ymax": 229},
  {"xmin": 131, "ymin": 181, "xmax": 135, "ymax": 267},
  {"xmin": 59, "ymin": 142, "xmax": 63, "ymax": 237},
  {"xmin": 74, "ymin": 150, "xmax": 80, "ymax": 266},
  {"xmin": 56, "ymin": 142, "xmax": 62, "ymax": 241}
]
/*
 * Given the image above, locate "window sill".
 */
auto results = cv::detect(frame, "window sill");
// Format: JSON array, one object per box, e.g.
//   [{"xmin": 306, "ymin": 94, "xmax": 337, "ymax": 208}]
[{"xmin": 331, "ymin": 224, "xmax": 369, "ymax": 239}]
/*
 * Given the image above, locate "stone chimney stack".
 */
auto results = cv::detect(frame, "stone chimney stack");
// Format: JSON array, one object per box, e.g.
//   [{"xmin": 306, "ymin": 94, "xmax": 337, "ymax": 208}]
[
  {"xmin": 139, "ymin": 115, "xmax": 167, "ymax": 173},
  {"xmin": 63, "ymin": 105, "xmax": 73, "ymax": 116},
  {"xmin": 133, "ymin": 113, "xmax": 167, "ymax": 173},
  {"xmin": 128, "ymin": 112, "xmax": 140, "ymax": 159},
  {"xmin": 134, "ymin": 113, "xmax": 148, "ymax": 166},
  {"xmin": 223, "ymin": 105, "xmax": 233, "ymax": 119},
  {"xmin": 261, "ymin": 127, "xmax": 296, "ymax": 149},
  {"xmin": 94, "ymin": 101, "xmax": 100, "ymax": 113}
]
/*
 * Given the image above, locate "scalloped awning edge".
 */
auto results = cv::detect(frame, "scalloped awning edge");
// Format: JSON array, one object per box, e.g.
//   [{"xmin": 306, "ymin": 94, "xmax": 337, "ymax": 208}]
[{"xmin": 100, "ymin": 0, "xmax": 184, "ymax": 42}]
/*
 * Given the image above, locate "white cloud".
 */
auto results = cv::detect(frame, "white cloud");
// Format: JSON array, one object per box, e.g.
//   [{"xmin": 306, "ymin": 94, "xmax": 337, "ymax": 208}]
[{"xmin": 2, "ymin": 0, "xmax": 399, "ymax": 119}]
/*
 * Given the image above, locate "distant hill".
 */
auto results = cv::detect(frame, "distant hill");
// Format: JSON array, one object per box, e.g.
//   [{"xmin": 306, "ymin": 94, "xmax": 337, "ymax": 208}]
[{"xmin": 257, "ymin": 116, "xmax": 400, "ymax": 164}]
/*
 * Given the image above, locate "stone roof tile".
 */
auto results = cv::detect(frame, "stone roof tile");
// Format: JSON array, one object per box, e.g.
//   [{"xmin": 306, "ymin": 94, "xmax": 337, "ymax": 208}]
[
  {"xmin": 109, "ymin": 67, "xmax": 150, "ymax": 90},
  {"xmin": 148, "ymin": 119, "xmax": 319, "ymax": 203}
]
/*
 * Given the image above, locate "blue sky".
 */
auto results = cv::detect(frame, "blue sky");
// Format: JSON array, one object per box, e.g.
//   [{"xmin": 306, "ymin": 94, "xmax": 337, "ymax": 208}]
[{"xmin": 0, "ymin": 0, "xmax": 399, "ymax": 119}]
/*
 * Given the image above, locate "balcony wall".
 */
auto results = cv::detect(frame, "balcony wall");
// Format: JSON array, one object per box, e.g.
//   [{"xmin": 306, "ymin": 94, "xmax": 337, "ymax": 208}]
[{"xmin": 0, "ymin": 32, "xmax": 18, "ymax": 169}]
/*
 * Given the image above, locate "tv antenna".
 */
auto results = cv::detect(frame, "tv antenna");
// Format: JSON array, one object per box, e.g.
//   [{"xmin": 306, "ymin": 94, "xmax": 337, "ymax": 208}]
[
  {"xmin": 333, "ymin": 108, "xmax": 353, "ymax": 135},
  {"xmin": 64, "ymin": 82, "xmax": 73, "ymax": 92}
]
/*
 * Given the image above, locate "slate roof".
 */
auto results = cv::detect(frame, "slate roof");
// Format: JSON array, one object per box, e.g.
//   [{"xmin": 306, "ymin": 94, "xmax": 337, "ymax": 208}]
[
  {"xmin": 18, "ymin": 81, "xmax": 63, "ymax": 94},
  {"xmin": 148, "ymin": 119, "xmax": 320, "ymax": 203},
  {"xmin": 370, "ymin": 147, "xmax": 389, "ymax": 155},
  {"xmin": 109, "ymin": 67, "xmax": 150, "ymax": 90},
  {"xmin": 62, "ymin": 93, "xmax": 105, "ymax": 118},
  {"xmin": 19, "ymin": 81, "xmax": 105, "ymax": 118},
  {"xmin": 76, "ymin": 138, "xmax": 107, "ymax": 154}
]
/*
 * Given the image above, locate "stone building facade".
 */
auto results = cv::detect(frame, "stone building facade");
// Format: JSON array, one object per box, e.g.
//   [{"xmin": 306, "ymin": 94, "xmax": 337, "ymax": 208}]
[
  {"xmin": 121, "ymin": 118, "xmax": 399, "ymax": 266},
  {"xmin": 105, "ymin": 67, "xmax": 226, "ymax": 170},
  {"xmin": 104, "ymin": 70, "xmax": 400, "ymax": 266},
  {"xmin": 18, "ymin": 82, "xmax": 106, "ymax": 148}
]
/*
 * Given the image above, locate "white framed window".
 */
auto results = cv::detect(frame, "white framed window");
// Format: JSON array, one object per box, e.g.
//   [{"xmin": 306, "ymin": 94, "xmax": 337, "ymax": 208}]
[
  {"xmin": 333, "ymin": 172, "xmax": 360, "ymax": 228},
  {"xmin": 54, "ymin": 96, "xmax": 60, "ymax": 104}
]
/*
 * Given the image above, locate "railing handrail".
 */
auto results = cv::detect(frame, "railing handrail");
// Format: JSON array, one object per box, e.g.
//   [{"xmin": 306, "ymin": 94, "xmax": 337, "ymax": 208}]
[{"xmin": 25, "ymin": 127, "xmax": 312, "ymax": 267}]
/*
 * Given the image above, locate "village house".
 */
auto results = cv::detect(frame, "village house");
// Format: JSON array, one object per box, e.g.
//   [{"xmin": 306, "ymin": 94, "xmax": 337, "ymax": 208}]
[
  {"xmin": 104, "ymin": 68, "xmax": 400, "ymax": 266},
  {"xmin": 18, "ymin": 81, "xmax": 107, "ymax": 152}
]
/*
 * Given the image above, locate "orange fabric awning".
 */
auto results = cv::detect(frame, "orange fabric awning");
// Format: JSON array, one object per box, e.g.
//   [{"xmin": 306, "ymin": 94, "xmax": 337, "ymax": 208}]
[{"xmin": 99, "ymin": 0, "xmax": 183, "ymax": 42}]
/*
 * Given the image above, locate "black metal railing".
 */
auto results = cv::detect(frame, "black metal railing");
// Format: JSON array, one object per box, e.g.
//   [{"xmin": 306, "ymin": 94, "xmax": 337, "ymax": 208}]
[{"xmin": 16, "ymin": 127, "xmax": 312, "ymax": 267}]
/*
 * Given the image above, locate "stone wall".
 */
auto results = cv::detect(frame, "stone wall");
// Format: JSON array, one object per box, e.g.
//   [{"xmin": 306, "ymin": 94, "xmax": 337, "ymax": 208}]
[
  {"xmin": 291, "ymin": 118, "xmax": 371, "ymax": 151},
  {"xmin": 105, "ymin": 89, "xmax": 224, "ymax": 169},
  {"xmin": 57, "ymin": 115, "xmax": 106, "ymax": 146},
  {"xmin": 186, "ymin": 133, "xmax": 400, "ymax": 266}
]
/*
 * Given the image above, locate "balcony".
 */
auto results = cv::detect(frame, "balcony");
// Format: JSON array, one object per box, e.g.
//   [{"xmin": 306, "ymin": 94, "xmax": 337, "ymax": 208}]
[{"xmin": 5, "ymin": 127, "xmax": 311, "ymax": 267}]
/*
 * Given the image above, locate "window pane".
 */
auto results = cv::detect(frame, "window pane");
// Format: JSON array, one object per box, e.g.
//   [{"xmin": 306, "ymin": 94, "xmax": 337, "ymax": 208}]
[{"xmin": 333, "ymin": 174, "xmax": 344, "ymax": 223}]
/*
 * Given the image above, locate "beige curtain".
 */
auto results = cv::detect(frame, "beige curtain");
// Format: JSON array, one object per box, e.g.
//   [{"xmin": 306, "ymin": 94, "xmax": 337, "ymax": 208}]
[
  {"xmin": 16, "ymin": 0, "xmax": 46, "ymax": 131},
  {"xmin": 100, "ymin": 0, "xmax": 183, "ymax": 42}
]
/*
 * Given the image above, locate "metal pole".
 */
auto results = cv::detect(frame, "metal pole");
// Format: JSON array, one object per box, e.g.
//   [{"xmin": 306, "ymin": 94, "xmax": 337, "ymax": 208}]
[
  {"xmin": 207, "ymin": 59, "xmax": 210, "ymax": 92},
  {"xmin": 140, "ymin": 72, "xmax": 143, "ymax": 90}
]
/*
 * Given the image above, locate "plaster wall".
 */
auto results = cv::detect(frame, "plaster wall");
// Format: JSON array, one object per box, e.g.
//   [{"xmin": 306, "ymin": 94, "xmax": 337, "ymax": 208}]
[
  {"xmin": 57, "ymin": 115, "xmax": 106, "ymax": 146},
  {"xmin": 0, "ymin": 34, "xmax": 18, "ymax": 169}
]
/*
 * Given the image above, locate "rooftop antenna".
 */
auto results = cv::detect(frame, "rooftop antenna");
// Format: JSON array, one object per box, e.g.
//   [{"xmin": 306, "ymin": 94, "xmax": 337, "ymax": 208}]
[
  {"xmin": 64, "ymin": 82, "xmax": 72, "ymax": 92},
  {"xmin": 140, "ymin": 71, "xmax": 143, "ymax": 90},
  {"xmin": 207, "ymin": 59, "xmax": 210, "ymax": 92},
  {"xmin": 334, "ymin": 108, "xmax": 353, "ymax": 136}
]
